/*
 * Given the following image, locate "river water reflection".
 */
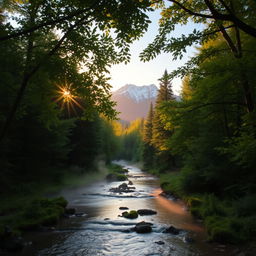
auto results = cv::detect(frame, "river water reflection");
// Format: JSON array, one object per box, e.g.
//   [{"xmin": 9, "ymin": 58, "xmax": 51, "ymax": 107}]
[{"xmin": 17, "ymin": 161, "xmax": 231, "ymax": 256}]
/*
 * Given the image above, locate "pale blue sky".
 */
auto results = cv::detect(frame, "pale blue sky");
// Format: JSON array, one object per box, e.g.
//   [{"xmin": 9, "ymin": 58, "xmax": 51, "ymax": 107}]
[{"xmin": 109, "ymin": 10, "xmax": 199, "ymax": 95}]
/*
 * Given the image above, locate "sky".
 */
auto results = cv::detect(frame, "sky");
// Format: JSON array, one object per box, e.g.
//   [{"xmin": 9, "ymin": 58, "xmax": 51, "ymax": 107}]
[{"xmin": 109, "ymin": 10, "xmax": 199, "ymax": 95}]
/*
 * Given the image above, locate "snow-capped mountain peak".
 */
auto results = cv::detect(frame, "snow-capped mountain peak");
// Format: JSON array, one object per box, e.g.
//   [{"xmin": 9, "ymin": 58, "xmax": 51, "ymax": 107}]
[{"xmin": 114, "ymin": 84, "xmax": 158, "ymax": 103}]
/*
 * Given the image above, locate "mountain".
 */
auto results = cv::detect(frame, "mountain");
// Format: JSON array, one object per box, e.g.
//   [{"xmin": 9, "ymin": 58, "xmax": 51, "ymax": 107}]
[{"xmin": 112, "ymin": 84, "xmax": 158, "ymax": 122}]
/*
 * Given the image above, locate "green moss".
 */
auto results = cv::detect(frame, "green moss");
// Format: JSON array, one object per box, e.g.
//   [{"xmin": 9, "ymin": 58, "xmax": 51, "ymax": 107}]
[
  {"xmin": 51, "ymin": 197, "xmax": 68, "ymax": 208},
  {"xmin": 122, "ymin": 210, "xmax": 138, "ymax": 219},
  {"xmin": 0, "ymin": 197, "xmax": 68, "ymax": 232},
  {"xmin": 106, "ymin": 164, "xmax": 128, "ymax": 181},
  {"xmin": 205, "ymin": 216, "xmax": 243, "ymax": 243},
  {"xmin": 115, "ymin": 173, "xmax": 127, "ymax": 181},
  {"xmin": 108, "ymin": 164, "xmax": 127, "ymax": 174}
]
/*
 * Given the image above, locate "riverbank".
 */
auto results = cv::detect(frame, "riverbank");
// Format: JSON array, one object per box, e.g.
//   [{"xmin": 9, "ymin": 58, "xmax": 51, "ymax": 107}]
[
  {"xmin": 147, "ymin": 169, "xmax": 256, "ymax": 254},
  {"xmin": 9, "ymin": 161, "xmax": 234, "ymax": 256},
  {"xmin": 0, "ymin": 163, "xmax": 109, "ymax": 251}
]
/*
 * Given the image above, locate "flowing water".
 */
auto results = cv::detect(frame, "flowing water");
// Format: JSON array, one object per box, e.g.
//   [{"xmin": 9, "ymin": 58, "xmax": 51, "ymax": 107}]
[{"xmin": 14, "ymin": 161, "xmax": 232, "ymax": 256}]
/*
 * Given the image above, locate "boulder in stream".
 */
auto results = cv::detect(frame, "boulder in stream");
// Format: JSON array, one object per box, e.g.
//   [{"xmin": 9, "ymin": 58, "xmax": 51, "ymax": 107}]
[
  {"xmin": 109, "ymin": 183, "xmax": 135, "ymax": 193},
  {"xmin": 128, "ymin": 180, "xmax": 133, "ymax": 185},
  {"xmin": 163, "ymin": 225, "xmax": 181, "ymax": 235},
  {"xmin": 155, "ymin": 241, "xmax": 165, "ymax": 245},
  {"xmin": 132, "ymin": 221, "xmax": 153, "ymax": 233},
  {"xmin": 119, "ymin": 207, "xmax": 129, "ymax": 210},
  {"xmin": 183, "ymin": 235, "xmax": 194, "ymax": 243},
  {"xmin": 137, "ymin": 209, "xmax": 157, "ymax": 216},
  {"xmin": 121, "ymin": 210, "xmax": 138, "ymax": 219}
]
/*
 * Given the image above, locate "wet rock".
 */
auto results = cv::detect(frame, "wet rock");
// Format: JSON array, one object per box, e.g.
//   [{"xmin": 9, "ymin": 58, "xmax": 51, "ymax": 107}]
[
  {"xmin": 122, "ymin": 210, "xmax": 138, "ymax": 219},
  {"xmin": 119, "ymin": 207, "xmax": 129, "ymax": 210},
  {"xmin": 155, "ymin": 241, "xmax": 165, "ymax": 245},
  {"xmin": 65, "ymin": 208, "xmax": 76, "ymax": 215},
  {"xmin": 104, "ymin": 218, "xmax": 110, "ymax": 220},
  {"xmin": 109, "ymin": 183, "xmax": 135, "ymax": 193},
  {"xmin": 184, "ymin": 235, "xmax": 194, "ymax": 243},
  {"xmin": 137, "ymin": 209, "xmax": 157, "ymax": 216},
  {"xmin": 119, "ymin": 183, "xmax": 128, "ymax": 190},
  {"xmin": 159, "ymin": 191, "xmax": 178, "ymax": 201},
  {"xmin": 163, "ymin": 225, "xmax": 181, "ymax": 235},
  {"xmin": 75, "ymin": 212, "xmax": 86, "ymax": 217},
  {"xmin": 128, "ymin": 180, "xmax": 133, "ymax": 185},
  {"xmin": 132, "ymin": 221, "xmax": 153, "ymax": 233}
]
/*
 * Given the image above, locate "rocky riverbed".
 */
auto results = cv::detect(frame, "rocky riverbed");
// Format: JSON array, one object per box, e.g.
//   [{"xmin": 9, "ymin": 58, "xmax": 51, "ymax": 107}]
[{"xmin": 2, "ymin": 161, "xmax": 240, "ymax": 256}]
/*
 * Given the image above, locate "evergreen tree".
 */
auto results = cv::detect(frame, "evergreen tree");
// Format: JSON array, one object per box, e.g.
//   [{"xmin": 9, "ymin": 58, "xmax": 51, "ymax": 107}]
[
  {"xmin": 152, "ymin": 70, "xmax": 175, "ymax": 170},
  {"xmin": 142, "ymin": 103, "xmax": 155, "ymax": 169},
  {"xmin": 143, "ymin": 103, "xmax": 154, "ymax": 144},
  {"xmin": 155, "ymin": 70, "xmax": 174, "ymax": 103}
]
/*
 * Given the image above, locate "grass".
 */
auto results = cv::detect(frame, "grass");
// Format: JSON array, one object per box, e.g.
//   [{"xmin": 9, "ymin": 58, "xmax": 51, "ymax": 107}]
[
  {"xmin": 0, "ymin": 164, "xmax": 108, "ymax": 236},
  {"xmin": 0, "ymin": 196, "xmax": 67, "ymax": 238},
  {"xmin": 146, "ymin": 168, "xmax": 256, "ymax": 244}
]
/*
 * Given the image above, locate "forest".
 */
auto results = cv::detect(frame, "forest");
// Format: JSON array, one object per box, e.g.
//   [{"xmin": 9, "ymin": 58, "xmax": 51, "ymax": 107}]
[{"xmin": 1, "ymin": 0, "xmax": 256, "ymax": 253}]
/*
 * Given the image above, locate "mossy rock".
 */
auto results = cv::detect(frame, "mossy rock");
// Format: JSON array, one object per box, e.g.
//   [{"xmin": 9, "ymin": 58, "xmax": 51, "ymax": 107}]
[
  {"xmin": 122, "ymin": 210, "xmax": 138, "ymax": 219},
  {"xmin": 16, "ymin": 197, "xmax": 67, "ymax": 231},
  {"xmin": 106, "ymin": 173, "xmax": 127, "ymax": 181}
]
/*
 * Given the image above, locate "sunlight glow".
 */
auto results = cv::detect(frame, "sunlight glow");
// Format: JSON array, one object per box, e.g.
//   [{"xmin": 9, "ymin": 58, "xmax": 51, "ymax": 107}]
[
  {"xmin": 152, "ymin": 189, "xmax": 204, "ymax": 232},
  {"xmin": 54, "ymin": 84, "xmax": 83, "ymax": 116}
]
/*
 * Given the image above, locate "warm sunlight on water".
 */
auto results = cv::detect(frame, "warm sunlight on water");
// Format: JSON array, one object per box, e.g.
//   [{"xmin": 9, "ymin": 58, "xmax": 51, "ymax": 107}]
[
  {"xmin": 16, "ymin": 161, "xmax": 233, "ymax": 256},
  {"xmin": 152, "ymin": 188, "xmax": 204, "ymax": 233}
]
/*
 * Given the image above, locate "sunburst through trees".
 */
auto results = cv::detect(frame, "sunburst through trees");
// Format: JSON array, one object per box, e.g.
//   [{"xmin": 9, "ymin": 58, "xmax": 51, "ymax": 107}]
[{"xmin": 55, "ymin": 83, "xmax": 83, "ymax": 116}]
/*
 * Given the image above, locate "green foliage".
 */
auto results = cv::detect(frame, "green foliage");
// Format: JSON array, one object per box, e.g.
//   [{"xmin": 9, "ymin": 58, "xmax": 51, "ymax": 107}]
[
  {"xmin": 115, "ymin": 119, "xmax": 144, "ymax": 162},
  {"xmin": 234, "ymin": 194, "xmax": 256, "ymax": 217},
  {"xmin": 0, "ymin": 0, "xmax": 153, "ymax": 196},
  {"xmin": 106, "ymin": 164, "xmax": 128, "ymax": 181},
  {"xmin": 17, "ymin": 197, "xmax": 66, "ymax": 230},
  {"xmin": 0, "ymin": 196, "xmax": 67, "ymax": 233},
  {"xmin": 142, "ymin": 70, "xmax": 176, "ymax": 171},
  {"xmin": 205, "ymin": 216, "xmax": 241, "ymax": 243},
  {"xmin": 108, "ymin": 164, "xmax": 127, "ymax": 174}
]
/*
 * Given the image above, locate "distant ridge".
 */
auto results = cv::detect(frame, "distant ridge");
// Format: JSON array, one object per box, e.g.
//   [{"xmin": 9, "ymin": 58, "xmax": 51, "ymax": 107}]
[{"xmin": 112, "ymin": 84, "xmax": 158, "ymax": 122}]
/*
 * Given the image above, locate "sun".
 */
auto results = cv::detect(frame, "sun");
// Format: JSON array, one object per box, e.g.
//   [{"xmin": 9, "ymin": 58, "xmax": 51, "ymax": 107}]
[{"xmin": 54, "ymin": 83, "xmax": 83, "ymax": 115}]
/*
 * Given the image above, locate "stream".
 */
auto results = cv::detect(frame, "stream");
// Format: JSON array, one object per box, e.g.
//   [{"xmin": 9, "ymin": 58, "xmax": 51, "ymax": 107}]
[{"xmin": 14, "ymin": 161, "xmax": 232, "ymax": 256}]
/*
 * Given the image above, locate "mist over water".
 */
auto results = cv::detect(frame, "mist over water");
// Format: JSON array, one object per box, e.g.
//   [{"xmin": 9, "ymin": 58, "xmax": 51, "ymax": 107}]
[{"xmin": 18, "ymin": 161, "xmax": 230, "ymax": 256}]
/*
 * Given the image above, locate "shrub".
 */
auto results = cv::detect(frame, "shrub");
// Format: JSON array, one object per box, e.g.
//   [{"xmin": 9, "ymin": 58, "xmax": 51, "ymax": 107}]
[
  {"xmin": 205, "ymin": 216, "xmax": 242, "ymax": 243},
  {"xmin": 17, "ymin": 197, "xmax": 67, "ymax": 230},
  {"xmin": 234, "ymin": 194, "xmax": 256, "ymax": 217}
]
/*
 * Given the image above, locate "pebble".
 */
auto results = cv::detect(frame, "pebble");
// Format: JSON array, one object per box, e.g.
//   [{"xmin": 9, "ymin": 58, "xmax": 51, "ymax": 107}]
[{"xmin": 155, "ymin": 241, "xmax": 165, "ymax": 245}]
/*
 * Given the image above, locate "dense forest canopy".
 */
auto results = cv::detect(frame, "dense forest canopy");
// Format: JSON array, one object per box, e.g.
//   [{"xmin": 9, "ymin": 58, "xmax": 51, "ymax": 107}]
[
  {"xmin": 140, "ymin": 0, "xmax": 256, "ymax": 244},
  {"xmin": 0, "ymin": 0, "xmax": 152, "ymax": 192}
]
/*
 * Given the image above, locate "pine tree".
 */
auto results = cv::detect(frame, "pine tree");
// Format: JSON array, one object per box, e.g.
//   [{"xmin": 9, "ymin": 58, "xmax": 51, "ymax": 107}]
[
  {"xmin": 142, "ymin": 103, "xmax": 155, "ymax": 169},
  {"xmin": 156, "ymin": 70, "xmax": 174, "ymax": 103},
  {"xmin": 143, "ymin": 103, "xmax": 154, "ymax": 144},
  {"xmin": 152, "ymin": 70, "xmax": 175, "ymax": 170},
  {"xmin": 152, "ymin": 70, "xmax": 174, "ymax": 150}
]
